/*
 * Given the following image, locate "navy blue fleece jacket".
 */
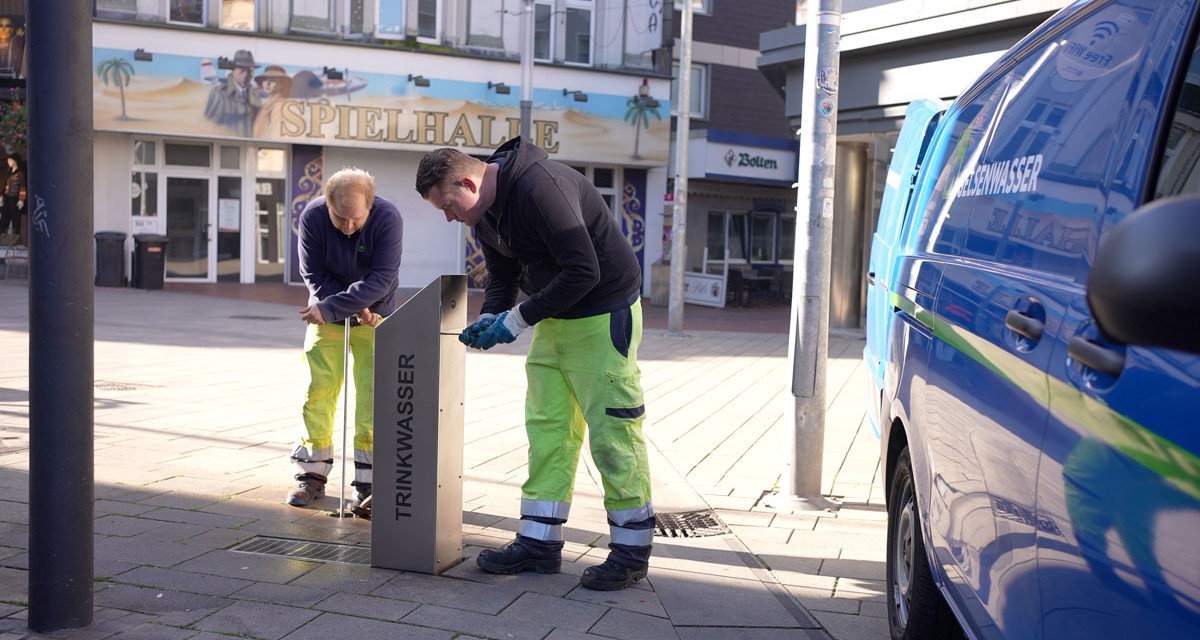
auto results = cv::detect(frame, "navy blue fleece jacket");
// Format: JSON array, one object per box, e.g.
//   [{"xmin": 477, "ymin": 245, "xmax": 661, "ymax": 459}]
[{"xmin": 298, "ymin": 195, "xmax": 404, "ymax": 323}]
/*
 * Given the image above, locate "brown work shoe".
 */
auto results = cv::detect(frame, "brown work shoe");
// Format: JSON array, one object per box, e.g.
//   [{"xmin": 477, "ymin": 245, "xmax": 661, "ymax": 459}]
[{"xmin": 286, "ymin": 478, "xmax": 325, "ymax": 507}]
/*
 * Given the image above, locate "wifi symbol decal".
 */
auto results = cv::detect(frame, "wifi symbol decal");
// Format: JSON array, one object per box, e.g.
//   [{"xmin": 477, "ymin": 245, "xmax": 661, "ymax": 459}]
[{"xmin": 1090, "ymin": 20, "xmax": 1120, "ymax": 45}]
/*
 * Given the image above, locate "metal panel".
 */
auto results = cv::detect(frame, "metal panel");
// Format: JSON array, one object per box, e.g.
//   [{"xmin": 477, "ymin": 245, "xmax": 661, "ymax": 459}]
[{"xmin": 371, "ymin": 275, "xmax": 466, "ymax": 574}]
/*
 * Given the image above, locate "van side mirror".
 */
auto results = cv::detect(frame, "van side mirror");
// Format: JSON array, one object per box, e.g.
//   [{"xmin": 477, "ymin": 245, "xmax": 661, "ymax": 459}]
[{"xmin": 1088, "ymin": 194, "xmax": 1200, "ymax": 354}]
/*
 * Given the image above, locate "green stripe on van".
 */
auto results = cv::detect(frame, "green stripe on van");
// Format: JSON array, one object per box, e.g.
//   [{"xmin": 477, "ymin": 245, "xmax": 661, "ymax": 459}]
[{"xmin": 886, "ymin": 292, "xmax": 1200, "ymax": 500}]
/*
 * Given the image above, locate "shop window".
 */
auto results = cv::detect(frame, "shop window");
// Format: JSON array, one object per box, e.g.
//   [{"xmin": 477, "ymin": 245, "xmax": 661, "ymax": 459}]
[
  {"xmin": 593, "ymin": 167, "xmax": 614, "ymax": 189},
  {"xmin": 779, "ymin": 214, "xmax": 795, "ymax": 263},
  {"xmin": 169, "ymin": 0, "xmax": 206, "ymax": 26},
  {"xmin": 221, "ymin": 0, "xmax": 256, "ymax": 30},
  {"xmin": 257, "ymin": 148, "xmax": 286, "ymax": 173},
  {"xmin": 220, "ymin": 146, "xmax": 241, "ymax": 170},
  {"xmin": 670, "ymin": 63, "xmax": 707, "ymax": 119},
  {"xmin": 749, "ymin": 212, "xmax": 775, "ymax": 263},
  {"xmin": 164, "ymin": 142, "xmax": 211, "ymax": 167},
  {"xmin": 705, "ymin": 212, "xmax": 725, "ymax": 272},
  {"xmin": 565, "ymin": 3, "xmax": 592, "ymax": 66},
  {"xmin": 131, "ymin": 172, "xmax": 158, "ymax": 217},
  {"xmin": 707, "ymin": 211, "xmax": 747, "ymax": 271},
  {"xmin": 133, "ymin": 140, "xmax": 157, "ymax": 166}
]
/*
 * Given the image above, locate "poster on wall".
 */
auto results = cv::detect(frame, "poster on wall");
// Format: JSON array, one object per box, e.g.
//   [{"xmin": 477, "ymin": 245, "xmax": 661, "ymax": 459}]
[
  {"xmin": 0, "ymin": 14, "xmax": 25, "ymax": 80},
  {"xmin": 91, "ymin": 46, "xmax": 671, "ymax": 165}
]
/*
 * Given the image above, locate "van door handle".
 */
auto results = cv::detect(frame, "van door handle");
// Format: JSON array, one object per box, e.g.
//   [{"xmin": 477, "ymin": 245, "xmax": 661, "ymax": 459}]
[
  {"xmin": 1005, "ymin": 309, "xmax": 1043, "ymax": 341},
  {"xmin": 1068, "ymin": 336, "xmax": 1125, "ymax": 378},
  {"xmin": 867, "ymin": 270, "xmax": 876, "ymax": 286}
]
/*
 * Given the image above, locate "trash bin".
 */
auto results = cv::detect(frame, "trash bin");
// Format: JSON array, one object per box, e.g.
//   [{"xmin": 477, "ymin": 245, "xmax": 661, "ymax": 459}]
[
  {"xmin": 94, "ymin": 231, "xmax": 127, "ymax": 287},
  {"xmin": 132, "ymin": 233, "xmax": 169, "ymax": 290}
]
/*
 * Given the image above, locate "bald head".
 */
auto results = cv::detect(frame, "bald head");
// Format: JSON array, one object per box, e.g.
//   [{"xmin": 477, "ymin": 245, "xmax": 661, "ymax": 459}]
[{"xmin": 325, "ymin": 168, "xmax": 376, "ymax": 236}]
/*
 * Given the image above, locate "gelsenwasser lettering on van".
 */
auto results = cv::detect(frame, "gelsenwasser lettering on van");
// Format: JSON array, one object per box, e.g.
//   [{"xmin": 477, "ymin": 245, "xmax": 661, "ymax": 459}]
[
  {"xmin": 394, "ymin": 353, "xmax": 415, "ymax": 520},
  {"xmin": 957, "ymin": 153, "xmax": 1043, "ymax": 198}
]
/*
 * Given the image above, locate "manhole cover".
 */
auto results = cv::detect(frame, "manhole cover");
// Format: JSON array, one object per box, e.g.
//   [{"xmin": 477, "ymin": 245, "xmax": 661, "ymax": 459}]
[
  {"xmin": 95, "ymin": 381, "xmax": 142, "ymax": 391},
  {"xmin": 229, "ymin": 315, "xmax": 285, "ymax": 321},
  {"xmin": 654, "ymin": 510, "xmax": 730, "ymax": 538},
  {"xmin": 230, "ymin": 536, "xmax": 370, "ymax": 565}
]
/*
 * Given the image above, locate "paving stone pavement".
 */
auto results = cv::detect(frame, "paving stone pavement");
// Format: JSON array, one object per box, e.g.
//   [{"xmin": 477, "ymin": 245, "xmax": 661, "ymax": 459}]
[{"xmin": 0, "ymin": 283, "xmax": 888, "ymax": 640}]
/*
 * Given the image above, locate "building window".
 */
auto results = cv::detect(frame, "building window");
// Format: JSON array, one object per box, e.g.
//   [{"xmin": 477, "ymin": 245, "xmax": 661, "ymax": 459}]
[
  {"xmin": 565, "ymin": 2, "xmax": 592, "ymax": 65},
  {"xmin": 164, "ymin": 142, "xmax": 212, "ymax": 167},
  {"xmin": 670, "ymin": 63, "xmax": 707, "ymax": 119},
  {"xmin": 96, "ymin": 0, "xmax": 138, "ymax": 18},
  {"xmin": 418, "ymin": 0, "xmax": 439, "ymax": 40},
  {"xmin": 467, "ymin": 0, "xmax": 505, "ymax": 49},
  {"xmin": 291, "ymin": 0, "xmax": 334, "ymax": 32},
  {"xmin": 169, "ymin": 0, "xmax": 206, "ymax": 26},
  {"xmin": 570, "ymin": 165, "xmax": 621, "ymax": 220},
  {"xmin": 290, "ymin": 0, "xmax": 365, "ymax": 35},
  {"xmin": 221, "ymin": 0, "xmax": 256, "ymax": 30},
  {"xmin": 377, "ymin": 0, "xmax": 405, "ymax": 39},
  {"xmin": 534, "ymin": 2, "xmax": 553, "ymax": 61}
]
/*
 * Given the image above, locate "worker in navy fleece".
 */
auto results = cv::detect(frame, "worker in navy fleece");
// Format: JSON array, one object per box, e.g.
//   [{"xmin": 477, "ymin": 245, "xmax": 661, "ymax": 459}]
[{"xmin": 286, "ymin": 168, "xmax": 403, "ymax": 510}]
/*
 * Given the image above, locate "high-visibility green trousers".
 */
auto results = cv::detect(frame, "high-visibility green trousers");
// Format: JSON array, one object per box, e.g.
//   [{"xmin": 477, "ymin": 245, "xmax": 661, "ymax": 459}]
[
  {"xmin": 519, "ymin": 300, "xmax": 654, "ymax": 548},
  {"xmin": 291, "ymin": 321, "xmax": 375, "ymax": 486}
]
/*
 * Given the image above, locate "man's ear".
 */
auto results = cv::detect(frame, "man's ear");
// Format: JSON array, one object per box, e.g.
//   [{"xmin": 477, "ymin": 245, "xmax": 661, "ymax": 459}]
[{"xmin": 459, "ymin": 176, "xmax": 478, "ymax": 194}]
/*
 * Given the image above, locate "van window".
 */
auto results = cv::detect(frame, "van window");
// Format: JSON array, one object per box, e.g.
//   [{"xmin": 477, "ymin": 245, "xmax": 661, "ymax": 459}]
[
  {"xmin": 918, "ymin": 5, "xmax": 1154, "ymax": 278},
  {"xmin": 1154, "ymin": 47, "xmax": 1200, "ymax": 198}
]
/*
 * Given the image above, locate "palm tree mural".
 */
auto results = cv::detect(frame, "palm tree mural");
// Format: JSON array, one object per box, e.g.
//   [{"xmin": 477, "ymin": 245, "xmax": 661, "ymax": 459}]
[
  {"xmin": 624, "ymin": 78, "xmax": 661, "ymax": 160},
  {"xmin": 97, "ymin": 57, "xmax": 135, "ymax": 120}
]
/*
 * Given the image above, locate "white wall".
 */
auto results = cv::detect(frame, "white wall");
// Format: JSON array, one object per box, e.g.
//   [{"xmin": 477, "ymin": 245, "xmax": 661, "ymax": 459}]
[
  {"xmin": 322, "ymin": 146, "xmax": 464, "ymax": 290},
  {"xmin": 94, "ymin": 131, "xmax": 135, "ymax": 278}
]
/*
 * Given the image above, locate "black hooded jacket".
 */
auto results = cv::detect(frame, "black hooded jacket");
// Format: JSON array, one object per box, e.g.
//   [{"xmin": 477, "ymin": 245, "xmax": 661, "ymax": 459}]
[{"xmin": 474, "ymin": 137, "xmax": 642, "ymax": 324}]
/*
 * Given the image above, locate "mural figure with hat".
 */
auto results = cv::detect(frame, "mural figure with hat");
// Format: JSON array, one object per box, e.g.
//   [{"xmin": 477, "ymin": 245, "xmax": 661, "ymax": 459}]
[
  {"xmin": 253, "ymin": 65, "xmax": 293, "ymax": 138},
  {"xmin": 204, "ymin": 49, "xmax": 261, "ymax": 137}
]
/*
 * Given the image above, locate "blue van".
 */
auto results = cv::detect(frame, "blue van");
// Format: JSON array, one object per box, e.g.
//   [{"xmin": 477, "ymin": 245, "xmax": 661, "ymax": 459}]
[{"xmin": 865, "ymin": 1, "xmax": 1200, "ymax": 638}]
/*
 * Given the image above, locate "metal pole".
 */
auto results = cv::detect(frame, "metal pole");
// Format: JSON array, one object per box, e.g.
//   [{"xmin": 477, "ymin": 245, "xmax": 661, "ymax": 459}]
[
  {"xmin": 519, "ymin": 0, "xmax": 534, "ymax": 140},
  {"xmin": 338, "ymin": 318, "xmax": 350, "ymax": 517},
  {"xmin": 27, "ymin": 0, "xmax": 96, "ymax": 630},
  {"xmin": 666, "ymin": 0, "xmax": 693, "ymax": 336},
  {"xmin": 777, "ymin": 0, "xmax": 841, "ymax": 510}
]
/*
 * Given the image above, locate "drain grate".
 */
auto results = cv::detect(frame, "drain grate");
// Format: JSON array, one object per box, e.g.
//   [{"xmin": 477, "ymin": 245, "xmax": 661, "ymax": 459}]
[
  {"xmin": 231, "ymin": 536, "xmax": 371, "ymax": 565},
  {"xmin": 95, "ymin": 380, "xmax": 143, "ymax": 391},
  {"xmin": 654, "ymin": 510, "xmax": 730, "ymax": 538},
  {"xmin": 229, "ymin": 314, "xmax": 285, "ymax": 321}
]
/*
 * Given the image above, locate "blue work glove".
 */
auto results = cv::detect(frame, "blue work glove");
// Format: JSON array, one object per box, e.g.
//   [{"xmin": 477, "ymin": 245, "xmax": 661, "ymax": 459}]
[
  {"xmin": 459, "ymin": 313, "xmax": 497, "ymax": 346},
  {"xmin": 469, "ymin": 306, "xmax": 529, "ymax": 350}
]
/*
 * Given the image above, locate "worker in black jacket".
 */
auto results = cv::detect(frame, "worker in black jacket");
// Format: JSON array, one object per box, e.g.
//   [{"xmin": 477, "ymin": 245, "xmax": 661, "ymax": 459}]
[{"xmin": 416, "ymin": 138, "xmax": 654, "ymax": 590}]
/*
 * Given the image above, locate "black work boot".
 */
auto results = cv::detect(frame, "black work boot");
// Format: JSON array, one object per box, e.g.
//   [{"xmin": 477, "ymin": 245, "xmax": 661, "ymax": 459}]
[
  {"xmin": 286, "ymin": 475, "xmax": 326, "ymax": 507},
  {"xmin": 580, "ymin": 557, "xmax": 649, "ymax": 590},
  {"xmin": 476, "ymin": 536, "xmax": 562, "ymax": 575}
]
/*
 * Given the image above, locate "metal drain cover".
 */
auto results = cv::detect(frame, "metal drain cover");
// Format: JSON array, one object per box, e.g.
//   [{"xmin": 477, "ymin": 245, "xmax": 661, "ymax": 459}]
[
  {"xmin": 229, "ymin": 314, "xmax": 285, "ymax": 321},
  {"xmin": 231, "ymin": 536, "xmax": 370, "ymax": 565},
  {"xmin": 95, "ymin": 380, "xmax": 143, "ymax": 391},
  {"xmin": 654, "ymin": 510, "xmax": 730, "ymax": 538}
]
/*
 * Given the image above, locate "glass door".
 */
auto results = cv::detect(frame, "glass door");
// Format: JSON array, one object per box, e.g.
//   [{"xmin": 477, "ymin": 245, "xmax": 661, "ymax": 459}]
[
  {"xmin": 255, "ymin": 178, "xmax": 286, "ymax": 282},
  {"xmin": 165, "ymin": 176, "xmax": 212, "ymax": 279},
  {"xmin": 216, "ymin": 176, "xmax": 242, "ymax": 282}
]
